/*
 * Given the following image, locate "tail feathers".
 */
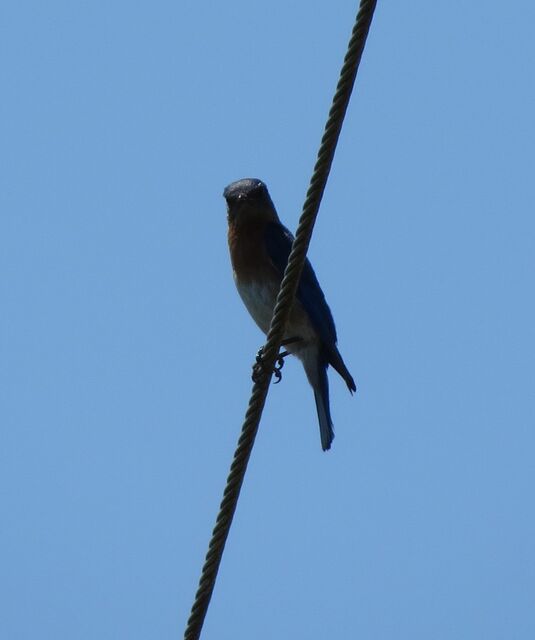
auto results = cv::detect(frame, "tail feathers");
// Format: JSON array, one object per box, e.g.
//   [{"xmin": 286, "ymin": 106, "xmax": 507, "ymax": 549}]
[
  {"xmin": 313, "ymin": 365, "xmax": 334, "ymax": 451},
  {"xmin": 327, "ymin": 345, "xmax": 356, "ymax": 394}
]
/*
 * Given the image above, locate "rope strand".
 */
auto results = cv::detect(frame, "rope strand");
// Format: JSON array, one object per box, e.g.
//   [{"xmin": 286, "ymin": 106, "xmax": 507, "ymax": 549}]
[{"xmin": 184, "ymin": 3, "xmax": 377, "ymax": 638}]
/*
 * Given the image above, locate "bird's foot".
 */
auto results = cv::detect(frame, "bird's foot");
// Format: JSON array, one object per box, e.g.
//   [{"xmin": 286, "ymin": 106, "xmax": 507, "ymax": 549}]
[
  {"xmin": 252, "ymin": 348, "xmax": 286, "ymax": 384},
  {"xmin": 251, "ymin": 337, "xmax": 302, "ymax": 385},
  {"xmin": 272, "ymin": 351, "xmax": 288, "ymax": 384}
]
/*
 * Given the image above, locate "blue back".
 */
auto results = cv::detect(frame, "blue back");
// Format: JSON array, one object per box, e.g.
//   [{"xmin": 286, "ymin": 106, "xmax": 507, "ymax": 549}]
[{"xmin": 264, "ymin": 222, "xmax": 338, "ymax": 346}]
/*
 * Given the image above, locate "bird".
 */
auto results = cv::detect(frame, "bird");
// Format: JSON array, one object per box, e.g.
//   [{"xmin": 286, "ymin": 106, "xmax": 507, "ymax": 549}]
[{"xmin": 224, "ymin": 177, "xmax": 356, "ymax": 451}]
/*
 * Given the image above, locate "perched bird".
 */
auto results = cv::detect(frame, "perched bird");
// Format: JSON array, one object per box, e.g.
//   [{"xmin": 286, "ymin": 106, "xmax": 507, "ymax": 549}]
[{"xmin": 224, "ymin": 178, "xmax": 356, "ymax": 451}]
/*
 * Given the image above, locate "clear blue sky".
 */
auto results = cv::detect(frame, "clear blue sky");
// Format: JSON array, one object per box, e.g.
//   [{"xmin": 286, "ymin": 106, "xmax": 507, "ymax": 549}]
[{"xmin": 2, "ymin": 1, "xmax": 534, "ymax": 638}]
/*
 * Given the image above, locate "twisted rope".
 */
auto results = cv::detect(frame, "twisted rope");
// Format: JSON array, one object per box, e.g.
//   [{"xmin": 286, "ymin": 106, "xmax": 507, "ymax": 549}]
[{"xmin": 184, "ymin": 2, "xmax": 377, "ymax": 638}]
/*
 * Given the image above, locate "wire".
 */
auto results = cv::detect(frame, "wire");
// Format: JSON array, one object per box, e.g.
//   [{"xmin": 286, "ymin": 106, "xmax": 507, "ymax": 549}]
[{"xmin": 184, "ymin": 2, "xmax": 377, "ymax": 638}]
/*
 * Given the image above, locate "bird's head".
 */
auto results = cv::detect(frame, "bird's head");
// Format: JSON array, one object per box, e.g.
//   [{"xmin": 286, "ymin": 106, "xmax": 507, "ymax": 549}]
[{"xmin": 223, "ymin": 178, "xmax": 278, "ymax": 225}]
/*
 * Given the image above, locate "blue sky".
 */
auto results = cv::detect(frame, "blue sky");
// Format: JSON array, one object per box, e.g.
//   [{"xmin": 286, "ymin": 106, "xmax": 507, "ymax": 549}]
[{"xmin": 2, "ymin": 1, "xmax": 534, "ymax": 638}]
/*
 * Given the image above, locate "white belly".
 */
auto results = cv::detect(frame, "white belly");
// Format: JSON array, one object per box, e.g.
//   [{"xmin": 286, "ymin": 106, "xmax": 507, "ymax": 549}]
[
  {"xmin": 235, "ymin": 277, "xmax": 318, "ymax": 351},
  {"xmin": 236, "ymin": 279, "xmax": 278, "ymax": 335}
]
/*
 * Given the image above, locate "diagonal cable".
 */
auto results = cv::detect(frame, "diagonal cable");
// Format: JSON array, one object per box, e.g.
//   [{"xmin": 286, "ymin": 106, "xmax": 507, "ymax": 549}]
[{"xmin": 184, "ymin": 2, "xmax": 377, "ymax": 638}]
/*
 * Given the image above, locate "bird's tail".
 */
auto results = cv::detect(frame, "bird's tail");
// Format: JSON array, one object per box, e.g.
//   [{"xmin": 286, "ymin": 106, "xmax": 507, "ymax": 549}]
[
  {"xmin": 313, "ymin": 361, "xmax": 334, "ymax": 451},
  {"xmin": 327, "ymin": 345, "xmax": 356, "ymax": 393}
]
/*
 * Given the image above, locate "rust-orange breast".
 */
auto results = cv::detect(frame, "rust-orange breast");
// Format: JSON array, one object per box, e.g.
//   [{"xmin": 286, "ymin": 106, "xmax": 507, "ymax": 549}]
[{"xmin": 228, "ymin": 219, "xmax": 279, "ymax": 284}]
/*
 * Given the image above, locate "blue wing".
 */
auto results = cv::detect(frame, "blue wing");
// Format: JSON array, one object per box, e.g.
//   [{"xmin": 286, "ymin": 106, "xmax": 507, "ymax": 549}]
[{"xmin": 264, "ymin": 221, "xmax": 337, "ymax": 346}]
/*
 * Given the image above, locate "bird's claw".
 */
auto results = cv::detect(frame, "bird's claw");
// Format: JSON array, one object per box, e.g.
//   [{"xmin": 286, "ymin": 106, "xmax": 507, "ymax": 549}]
[
  {"xmin": 273, "ymin": 355, "xmax": 286, "ymax": 383},
  {"xmin": 251, "ymin": 349, "xmax": 266, "ymax": 384},
  {"xmin": 252, "ymin": 348, "xmax": 287, "ymax": 384}
]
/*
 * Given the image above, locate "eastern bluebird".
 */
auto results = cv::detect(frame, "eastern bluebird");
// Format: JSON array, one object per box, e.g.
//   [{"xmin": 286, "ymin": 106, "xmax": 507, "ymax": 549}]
[{"xmin": 224, "ymin": 178, "xmax": 356, "ymax": 451}]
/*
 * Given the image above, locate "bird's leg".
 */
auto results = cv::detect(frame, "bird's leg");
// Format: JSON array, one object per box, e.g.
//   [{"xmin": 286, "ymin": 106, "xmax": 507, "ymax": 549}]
[
  {"xmin": 280, "ymin": 337, "xmax": 302, "ymax": 348},
  {"xmin": 272, "ymin": 350, "xmax": 290, "ymax": 384},
  {"xmin": 272, "ymin": 336, "xmax": 303, "ymax": 383},
  {"xmin": 252, "ymin": 337, "xmax": 303, "ymax": 384}
]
